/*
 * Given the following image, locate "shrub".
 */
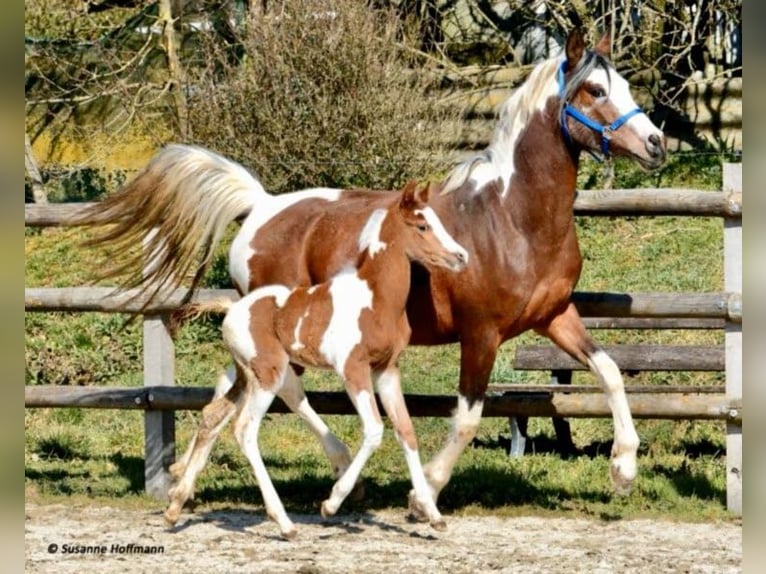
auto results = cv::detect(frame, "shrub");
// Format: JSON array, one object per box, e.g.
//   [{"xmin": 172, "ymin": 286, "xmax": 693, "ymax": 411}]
[{"xmin": 185, "ymin": 0, "xmax": 459, "ymax": 194}]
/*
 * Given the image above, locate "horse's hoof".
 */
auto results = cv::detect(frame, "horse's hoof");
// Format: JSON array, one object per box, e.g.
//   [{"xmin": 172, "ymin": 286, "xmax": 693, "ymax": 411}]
[
  {"xmin": 610, "ymin": 455, "xmax": 637, "ymax": 495},
  {"xmin": 430, "ymin": 518, "xmax": 447, "ymax": 532}
]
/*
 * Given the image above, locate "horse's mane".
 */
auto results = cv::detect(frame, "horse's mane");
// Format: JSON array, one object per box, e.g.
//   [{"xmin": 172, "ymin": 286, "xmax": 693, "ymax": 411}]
[{"xmin": 441, "ymin": 50, "xmax": 610, "ymax": 196}]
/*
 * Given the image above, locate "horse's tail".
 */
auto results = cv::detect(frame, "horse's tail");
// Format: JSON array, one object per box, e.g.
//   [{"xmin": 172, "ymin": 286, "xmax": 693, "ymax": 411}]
[{"xmin": 79, "ymin": 144, "xmax": 270, "ymax": 311}]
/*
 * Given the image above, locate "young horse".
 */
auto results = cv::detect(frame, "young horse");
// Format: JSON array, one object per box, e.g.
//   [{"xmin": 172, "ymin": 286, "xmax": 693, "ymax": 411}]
[
  {"xmin": 82, "ymin": 29, "xmax": 666, "ymax": 520},
  {"xmin": 163, "ymin": 182, "xmax": 468, "ymax": 538}
]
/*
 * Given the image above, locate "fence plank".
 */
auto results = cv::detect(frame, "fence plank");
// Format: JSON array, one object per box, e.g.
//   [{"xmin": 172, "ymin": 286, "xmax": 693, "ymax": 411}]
[
  {"xmin": 24, "ymin": 385, "xmax": 740, "ymax": 423},
  {"xmin": 24, "ymin": 287, "xmax": 741, "ymax": 322},
  {"xmin": 513, "ymin": 345, "xmax": 725, "ymax": 372},
  {"xmin": 24, "ymin": 189, "xmax": 742, "ymax": 227},
  {"xmin": 723, "ymin": 162, "xmax": 743, "ymax": 516}
]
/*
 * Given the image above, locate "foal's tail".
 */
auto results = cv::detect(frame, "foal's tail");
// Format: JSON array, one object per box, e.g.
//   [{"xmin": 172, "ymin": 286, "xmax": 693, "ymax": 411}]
[
  {"xmin": 168, "ymin": 297, "xmax": 234, "ymax": 336},
  {"xmin": 79, "ymin": 144, "xmax": 271, "ymax": 311}
]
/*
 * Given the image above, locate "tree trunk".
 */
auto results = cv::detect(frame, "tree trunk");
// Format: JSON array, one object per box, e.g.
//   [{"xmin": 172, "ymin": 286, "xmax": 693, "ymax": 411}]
[
  {"xmin": 159, "ymin": 0, "xmax": 189, "ymax": 139},
  {"xmin": 25, "ymin": 133, "xmax": 47, "ymax": 204}
]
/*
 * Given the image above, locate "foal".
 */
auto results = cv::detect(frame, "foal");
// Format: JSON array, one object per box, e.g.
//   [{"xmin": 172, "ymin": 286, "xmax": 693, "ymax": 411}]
[{"xmin": 164, "ymin": 182, "xmax": 468, "ymax": 538}]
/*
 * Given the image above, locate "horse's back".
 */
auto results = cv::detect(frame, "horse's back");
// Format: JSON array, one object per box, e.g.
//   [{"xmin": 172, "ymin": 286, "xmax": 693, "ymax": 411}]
[{"xmin": 239, "ymin": 189, "xmax": 397, "ymax": 292}]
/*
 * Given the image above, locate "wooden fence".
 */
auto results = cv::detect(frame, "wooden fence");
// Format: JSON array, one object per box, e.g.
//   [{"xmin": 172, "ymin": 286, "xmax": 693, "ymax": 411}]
[{"xmin": 24, "ymin": 164, "xmax": 743, "ymax": 514}]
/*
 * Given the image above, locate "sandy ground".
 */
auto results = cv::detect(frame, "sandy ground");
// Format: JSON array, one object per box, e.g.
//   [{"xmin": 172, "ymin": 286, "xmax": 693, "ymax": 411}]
[{"xmin": 25, "ymin": 502, "xmax": 741, "ymax": 574}]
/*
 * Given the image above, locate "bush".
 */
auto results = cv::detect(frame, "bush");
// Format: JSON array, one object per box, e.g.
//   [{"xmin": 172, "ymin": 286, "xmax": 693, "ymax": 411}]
[{"xmin": 185, "ymin": 0, "xmax": 459, "ymax": 194}]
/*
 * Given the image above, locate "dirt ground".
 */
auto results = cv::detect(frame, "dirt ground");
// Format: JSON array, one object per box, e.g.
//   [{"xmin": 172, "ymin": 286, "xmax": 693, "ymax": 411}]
[{"xmin": 25, "ymin": 502, "xmax": 741, "ymax": 574}]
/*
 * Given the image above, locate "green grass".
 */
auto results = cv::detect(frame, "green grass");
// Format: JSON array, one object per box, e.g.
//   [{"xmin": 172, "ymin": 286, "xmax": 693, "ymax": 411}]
[{"xmin": 24, "ymin": 153, "xmax": 737, "ymax": 523}]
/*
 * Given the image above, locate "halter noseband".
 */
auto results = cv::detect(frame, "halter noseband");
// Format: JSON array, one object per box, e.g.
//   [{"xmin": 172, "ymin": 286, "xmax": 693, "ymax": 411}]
[{"xmin": 557, "ymin": 59, "xmax": 641, "ymax": 161}]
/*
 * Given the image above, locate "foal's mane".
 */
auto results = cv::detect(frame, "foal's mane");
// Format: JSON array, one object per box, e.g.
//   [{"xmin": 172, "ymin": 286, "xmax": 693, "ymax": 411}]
[{"xmin": 441, "ymin": 50, "xmax": 611, "ymax": 196}]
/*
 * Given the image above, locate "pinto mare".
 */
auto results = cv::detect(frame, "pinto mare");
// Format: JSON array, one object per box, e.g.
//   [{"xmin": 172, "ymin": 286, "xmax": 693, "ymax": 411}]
[
  {"xmin": 82, "ymin": 29, "xmax": 666, "ymax": 518},
  {"xmin": 162, "ymin": 182, "xmax": 468, "ymax": 538}
]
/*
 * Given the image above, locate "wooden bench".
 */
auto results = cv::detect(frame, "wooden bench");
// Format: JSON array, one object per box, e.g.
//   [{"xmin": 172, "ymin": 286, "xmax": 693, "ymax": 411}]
[{"xmin": 488, "ymin": 317, "xmax": 727, "ymax": 457}]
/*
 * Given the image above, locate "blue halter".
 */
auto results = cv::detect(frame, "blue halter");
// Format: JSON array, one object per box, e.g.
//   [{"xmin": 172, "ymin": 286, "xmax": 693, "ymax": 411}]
[{"xmin": 557, "ymin": 59, "xmax": 642, "ymax": 161}]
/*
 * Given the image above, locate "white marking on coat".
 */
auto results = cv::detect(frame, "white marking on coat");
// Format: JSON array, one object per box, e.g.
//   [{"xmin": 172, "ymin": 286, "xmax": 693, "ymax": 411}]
[
  {"xmin": 318, "ymin": 271, "xmax": 373, "ymax": 373},
  {"xmin": 357, "ymin": 209, "xmax": 388, "ymax": 257},
  {"xmin": 415, "ymin": 207, "xmax": 469, "ymax": 265},
  {"xmin": 229, "ymin": 187, "xmax": 342, "ymax": 292},
  {"xmin": 222, "ymin": 285, "xmax": 290, "ymax": 363}
]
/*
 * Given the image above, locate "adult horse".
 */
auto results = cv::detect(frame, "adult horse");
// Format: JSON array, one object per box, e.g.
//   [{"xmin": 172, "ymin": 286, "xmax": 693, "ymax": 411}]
[{"xmin": 83, "ymin": 29, "xmax": 666, "ymax": 514}]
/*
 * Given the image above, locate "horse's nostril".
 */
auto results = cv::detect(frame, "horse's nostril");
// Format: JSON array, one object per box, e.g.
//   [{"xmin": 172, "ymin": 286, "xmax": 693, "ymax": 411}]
[{"xmin": 647, "ymin": 133, "xmax": 664, "ymax": 157}]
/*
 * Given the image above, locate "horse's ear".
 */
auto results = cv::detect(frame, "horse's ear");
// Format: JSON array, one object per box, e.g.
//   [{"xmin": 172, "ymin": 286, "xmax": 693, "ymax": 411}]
[
  {"xmin": 415, "ymin": 182, "xmax": 430, "ymax": 205},
  {"xmin": 594, "ymin": 33, "xmax": 611, "ymax": 58},
  {"xmin": 565, "ymin": 28, "xmax": 586, "ymax": 70}
]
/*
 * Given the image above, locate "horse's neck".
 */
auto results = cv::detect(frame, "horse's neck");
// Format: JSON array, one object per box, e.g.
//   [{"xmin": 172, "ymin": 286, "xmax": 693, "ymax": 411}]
[{"xmin": 502, "ymin": 100, "xmax": 580, "ymax": 233}]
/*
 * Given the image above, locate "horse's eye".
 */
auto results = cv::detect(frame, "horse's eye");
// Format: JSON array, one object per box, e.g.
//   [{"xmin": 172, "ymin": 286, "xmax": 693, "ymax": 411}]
[
  {"xmin": 589, "ymin": 87, "xmax": 606, "ymax": 98},
  {"xmin": 418, "ymin": 223, "xmax": 430, "ymax": 232}
]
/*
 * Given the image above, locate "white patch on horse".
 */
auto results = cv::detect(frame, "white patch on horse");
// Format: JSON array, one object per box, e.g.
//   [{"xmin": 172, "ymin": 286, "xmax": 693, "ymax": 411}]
[
  {"xmin": 415, "ymin": 208, "xmax": 469, "ymax": 266},
  {"xmin": 223, "ymin": 285, "xmax": 291, "ymax": 363},
  {"xmin": 318, "ymin": 271, "xmax": 373, "ymax": 373},
  {"xmin": 589, "ymin": 65, "xmax": 660, "ymax": 142},
  {"xmin": 229, "ymin": 187, "xmax": 343, "ymax": 292},
  {"xmin": 290, "ymin": 311, "xmax": 309, "ymax": 351},
  {"xmin": 357, "ymin": 209, "xmax": 388, "ymax": 257}
]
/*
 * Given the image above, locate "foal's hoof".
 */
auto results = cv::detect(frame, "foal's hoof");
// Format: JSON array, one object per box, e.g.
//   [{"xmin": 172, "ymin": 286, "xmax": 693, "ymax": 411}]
[
  {"xmin": 430, "ymin": 518, "xmax": 447, "ymax": 532},
  {"xmin": 168, "ymin": 462, "xmax": 185, "ymax": 481},
  {"xmin": 406, "ymin": 491, "xmax": 429, "ymax": 523},
  {"xmin": 320, "ymin": 500, "xmax": 336, "ymax": 519},
  {"xmin": 163, "ymin": 508, "xmax": 180, "ymax": 528},
  {"xmin": 281, "ymin": 527, "xmax": 298, "ymax": 541}
]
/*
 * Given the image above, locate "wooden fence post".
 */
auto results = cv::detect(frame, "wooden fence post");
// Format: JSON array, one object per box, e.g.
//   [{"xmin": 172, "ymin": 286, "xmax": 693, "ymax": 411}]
[
  {"xmin": 723, "ymin": 162, "xmax": 742, "ymax": 515},
  {"xmin": 143, "ymin": 234, "xmax": 176, "ymax": 499}
]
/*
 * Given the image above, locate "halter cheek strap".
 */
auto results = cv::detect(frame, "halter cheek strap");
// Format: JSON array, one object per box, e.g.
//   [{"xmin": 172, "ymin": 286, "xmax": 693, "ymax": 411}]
[{"xmin": 557, "ymin": 60, "xmax": 642, "ymax": 161}]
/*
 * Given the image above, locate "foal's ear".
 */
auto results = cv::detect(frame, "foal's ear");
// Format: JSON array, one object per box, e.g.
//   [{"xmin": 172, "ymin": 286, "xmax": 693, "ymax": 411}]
[
  {"xmin": 594, "ymin": 33, "xmax": 612, "ymax": 58},
  {"xmin": 565, "ymin": 28, "xmax": 586, "ymax": 70},
  {"xmin": 400, "ymin": 180, "xmax": 424, "ymax": 208},
  {"xmin": 415, "ymin": 182, "xmax": 430, "ymax": 204}
]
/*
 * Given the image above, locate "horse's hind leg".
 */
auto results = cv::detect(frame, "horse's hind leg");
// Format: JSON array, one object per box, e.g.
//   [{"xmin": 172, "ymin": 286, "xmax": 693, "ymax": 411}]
[
  {"xmin": 537, "ymin": 302, "xmax": 639, "ymax": 494},
  {"xmin": 277, "ymin": 366, "xmax": 354, "ymax": 482},
  {"xmin": 233, "ymin": 358, "xmax": 296, "ymax": 539},
  {"xmin": 170, "ymin": 365, "xmax": 237, "ymax": 480},
  {"xmin": 164, "ymin": 369, "xmax": 244, "ymax": 526},
  {"xmin": 375, "ymin": 366, "xmax": 446, "ymax": 531}
]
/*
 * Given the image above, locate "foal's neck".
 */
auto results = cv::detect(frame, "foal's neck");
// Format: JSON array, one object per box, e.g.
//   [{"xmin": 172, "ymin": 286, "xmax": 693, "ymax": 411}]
[{"xmin": 355, "ymin": 218, "xmax": 411, "ymax": 316}]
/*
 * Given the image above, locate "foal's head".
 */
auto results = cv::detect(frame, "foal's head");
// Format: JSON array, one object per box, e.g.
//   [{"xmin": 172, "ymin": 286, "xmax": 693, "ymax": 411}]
[{"xmin": 392, "ymin": 181, "xmax": 468, "ymax": 272}]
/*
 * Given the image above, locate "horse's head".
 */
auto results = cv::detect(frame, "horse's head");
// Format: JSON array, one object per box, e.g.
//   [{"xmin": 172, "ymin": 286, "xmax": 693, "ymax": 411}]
[
  {"xmin": 397, "ymin": 181, "xmax": 468, "ymax": 272},
  {"xmin": 558, "ymin": 29, "xmax": 666, "ymax": 169}
]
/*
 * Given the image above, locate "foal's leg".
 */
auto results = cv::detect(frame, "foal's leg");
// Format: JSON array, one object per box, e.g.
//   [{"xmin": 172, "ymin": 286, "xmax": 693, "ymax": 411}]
[
  {"xmin": 277, "ymin": 366, "xmax": 354, "ymax": 480},
  {"xmin": 232, "ymin": 359, "xmax": 297, "ymax": 539},
  {"xmin": 320, "ymin": 364, "xmax": 384, "ymax": 518},
  {"xmin": 165, "ymin": 368, "xmax": 245, "ymax": 526},
  {"xmin": 537, "ymin": 302, "xmax": 639, "ymax": 494},
  {"xmin": 415, "ymin": 330, "xmax": 498, "ymax": 515},
  {"xmin": 170, "ymin": 365, "xmax": 237, "ymax": 480},
  {"xmin": 375, "ymin": 365, "xmax": 446, "ymax": 531}
]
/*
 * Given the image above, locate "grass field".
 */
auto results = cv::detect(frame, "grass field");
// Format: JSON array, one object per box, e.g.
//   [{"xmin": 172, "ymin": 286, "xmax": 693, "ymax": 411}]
[{"xmin": 24, "ymin": 152, "xmax": 737, "ymax": 523}]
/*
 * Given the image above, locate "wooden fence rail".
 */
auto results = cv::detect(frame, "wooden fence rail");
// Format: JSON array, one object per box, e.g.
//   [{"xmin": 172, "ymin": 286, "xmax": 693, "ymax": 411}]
[{"xmin": 24, "ymin": 164, "xmax": 743, "ymax": 514}]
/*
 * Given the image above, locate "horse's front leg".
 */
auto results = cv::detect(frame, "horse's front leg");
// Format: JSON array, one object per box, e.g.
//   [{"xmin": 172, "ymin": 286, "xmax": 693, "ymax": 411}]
[
  {"xmin": 412, "ymin": 329, "xmax": 499, "ymax": 518},
  {"xmin": 537, "ymin": 302, "xmax": 640, "ymax": 494}
]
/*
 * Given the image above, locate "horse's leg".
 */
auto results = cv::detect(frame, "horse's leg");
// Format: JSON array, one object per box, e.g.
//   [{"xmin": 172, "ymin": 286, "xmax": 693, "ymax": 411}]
[
  {"xmin": 169, "ymin": 365, "xmax": 237, "ymax": 480},
  {"xmin": 537, "ymin": 302, "xmax": 640, "ymax": 494},
  {"xmin": 374, "ymin": 365, "xmax": 446, "ymax": 531},
  {"xmin": 164, "ymin": 368, "xmax": 244, "ymax": 526},
  {"xmin": 276, "ymin": 366, "xmax": 354, "ymax": 481},
  {"xmin": 233, "ymin": 354, "xmax": 297, "ymax": 539},
  {"xmin": 414, "ymin": 330, "xmax": 499, "ymax": 516},
  {"xmin": 320, "ymin": 364, "xmax": 384, "ymax": 518}
]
